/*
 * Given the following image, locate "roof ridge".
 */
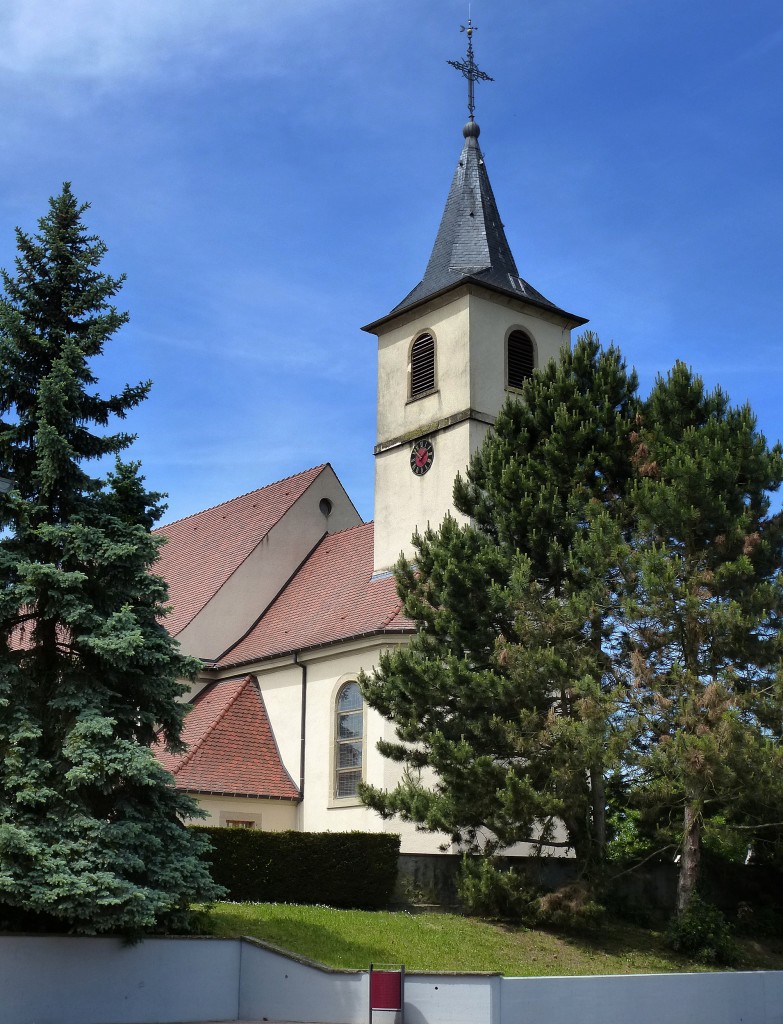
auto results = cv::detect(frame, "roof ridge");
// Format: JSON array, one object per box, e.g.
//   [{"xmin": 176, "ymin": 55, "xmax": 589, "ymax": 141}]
[
  {"xmin": 167, "ymin": 674, "xmax": 255, "ymax": 776},
  {"xmin": 316, "ymin": 520, "xmax": 373, "ymax": 543},
  {"xmin": 157, "ymin": 465, "xmax": 328, "ymax": 530},
  {"xmin": 379, "ymin": 598, "xmax": 406, "ymax": 630}
]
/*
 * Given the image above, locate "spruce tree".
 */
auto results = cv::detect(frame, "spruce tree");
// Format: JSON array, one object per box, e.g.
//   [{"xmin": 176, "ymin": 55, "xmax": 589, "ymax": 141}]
[
  {"xmin": 361, "ymin": 335, "xmax": 638, "ymax": 872},
  {"xmin": 0, "ymin": 184, "xmax": 223, "ymax": 935},
  {"xmin": 622, "ymin": 362, "xmax": 783, "ymax": 912}
]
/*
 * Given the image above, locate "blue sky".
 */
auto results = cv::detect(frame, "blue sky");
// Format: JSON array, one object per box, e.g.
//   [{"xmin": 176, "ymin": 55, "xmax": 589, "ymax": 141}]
[{"xmin": 0, "ymin": 0, "xmax": 781, "ymax": 524}]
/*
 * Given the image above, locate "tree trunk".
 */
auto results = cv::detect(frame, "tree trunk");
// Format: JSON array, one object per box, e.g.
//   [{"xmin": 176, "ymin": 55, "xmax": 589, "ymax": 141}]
[
  {"xmin": 590, "ymin": 765, "xmax": 606, "ymax": 860},
  {"xmin": 677, "ymin": 799, "xmax": 701, "ymax": 914}
]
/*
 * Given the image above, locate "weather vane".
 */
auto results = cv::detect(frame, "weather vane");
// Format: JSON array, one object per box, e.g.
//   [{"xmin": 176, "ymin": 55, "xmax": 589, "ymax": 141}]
[{"xmin": 447, "ymin": 18, "xmax": 493, "ymax": 122}]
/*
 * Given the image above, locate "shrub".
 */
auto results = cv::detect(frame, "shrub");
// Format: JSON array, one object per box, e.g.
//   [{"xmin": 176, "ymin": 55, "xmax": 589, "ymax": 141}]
[
  {"xmin": 666, "ymin": 894, "xmax": 737, "ymax": 965},
  {"xmin": 536, "ymin": 883, "xmax": 606, "ymax": 930},
  {"xmin": 192, "ymin": 828, "xmax": 399, "ymax": 909},
  {"xmin": 605, "ymin": 809, "xmax": 655, "ymax": 863},
  {"xmin": 457, "ymin": 856, "xmax": 540, "ymax": 922}
]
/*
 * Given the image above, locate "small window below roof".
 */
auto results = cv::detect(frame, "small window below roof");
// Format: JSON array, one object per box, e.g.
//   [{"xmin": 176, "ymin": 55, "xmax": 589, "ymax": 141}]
[
  {"xmin": 507, "ymin": 330, "xmax": 535, "ymax": 390},
  {"xmin": 409, "ymin": 333, "xmax": 436, "ymax": 398}
]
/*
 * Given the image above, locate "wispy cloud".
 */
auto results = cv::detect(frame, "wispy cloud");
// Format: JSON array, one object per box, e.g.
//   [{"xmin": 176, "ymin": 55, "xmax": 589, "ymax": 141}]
[
  {"xmin": 0, "ymin": 0, "xmax": 338, "ymax": 82},
  {"xmin": 731, "ymin": 24, "xmax": 783, "ymax": 67}
]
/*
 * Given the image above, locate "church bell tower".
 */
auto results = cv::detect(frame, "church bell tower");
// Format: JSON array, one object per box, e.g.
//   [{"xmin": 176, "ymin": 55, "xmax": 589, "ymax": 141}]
[{"xmin": 363, "ymin": 22, "xmax": 587, "ymax": 575}]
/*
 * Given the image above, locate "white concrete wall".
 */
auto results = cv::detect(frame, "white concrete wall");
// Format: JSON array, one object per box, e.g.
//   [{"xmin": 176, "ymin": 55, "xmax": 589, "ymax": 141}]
[
  {"xmin": 498, "ymin": 971, "xmax": 783, "ymax": 1024},
  {"xmin": 240, "ymin": 942, "xmax": 501, "ymax": 1024},
  {"xmin": 403, "ymin": 973, "xmax": 501, "ymax": 1024},
  {"xmin": 2, "ymin": 936, "xmax": 783, "ymax": 1024},
  {"xmin": 239, "ymin": 939, "xmax": 366, "ymax": 1023},
  {"xmin": 0, "ymin": 936, "xmax": 240, "ymax": 1024}
]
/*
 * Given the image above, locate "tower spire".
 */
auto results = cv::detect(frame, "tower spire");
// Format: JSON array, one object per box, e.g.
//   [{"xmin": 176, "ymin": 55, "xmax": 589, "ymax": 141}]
[
  {"xmin": 363, "ymin": 14, "xmax": 587, "ymax": 331},
  {"xmin": 447, "ymin": 18, "xmax": 493, "ymax": 124}
]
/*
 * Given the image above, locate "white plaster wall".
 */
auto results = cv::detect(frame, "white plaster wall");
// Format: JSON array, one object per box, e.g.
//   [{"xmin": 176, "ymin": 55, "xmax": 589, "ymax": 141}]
[
  {"xmin": 177, "ymin": 465, "xmax": 361, "ymax": 660},
  {"xmin": 371, "ymin": 288, "xmax": 575, "ymax": 573},
  {"xmin": 186, "ymin": 642, "xmax": 571, "ymax": 856},
  {"xmin": 250, "ymin": 659, "xmax": 305, "ymax": 787},
  {"xmin": 189, "ymin": 639, "xmax": 569, "ymax": 856},
  {"xmin": 375, "ymin": 293, "xmax": 471, "ymax": 443},
  {"xmin": 0, "ymin": 936, "xmax": 240, "ymax": 1024},
  {"xmin": 294, "ymin": 642, "xmax": 452, "ymax": 854},
  {"xmin": 194, "ymin": 794, "xmax": 298, "ymax": 831},
  {"xmin": 373, "ymin": 418, "xmax": 473, "ymax": 571},
  {"xmin": 468, "ymin": 292, "xmax": 572, "ymax": 418},
  {"xmin": 300, "ymin": 644, "xmax": 384, "ymax": 834}
]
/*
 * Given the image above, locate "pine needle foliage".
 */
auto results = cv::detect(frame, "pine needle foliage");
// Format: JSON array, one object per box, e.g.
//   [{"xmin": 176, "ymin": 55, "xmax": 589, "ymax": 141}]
[
  {"xmin": 621, "ymin": 362, "xmax": 783, "ymax": 912},
  {"xmin": 362, "ymin": 337, "xmax": 783, "ymax": 915},
  {"xmin": 0, "ymin": 185, "xmax": 223, "ymax": 936},
  {"xmin": 361, "ymin": 334, "xmax": 638, "ymax": 872}
]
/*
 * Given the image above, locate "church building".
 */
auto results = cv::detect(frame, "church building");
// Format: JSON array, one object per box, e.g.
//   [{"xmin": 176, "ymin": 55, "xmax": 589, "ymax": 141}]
[{"xmin": 153, "ymin": 26, "xmax": 586, "ymax": 854}]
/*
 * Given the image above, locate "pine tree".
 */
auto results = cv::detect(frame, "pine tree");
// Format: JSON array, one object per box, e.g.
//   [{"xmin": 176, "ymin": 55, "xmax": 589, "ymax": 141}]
[
  {"xmin": 622, "ymin": 362, "xmax": 783, "ymax": 912},
  {"xmin": 0, "ymin": 184, "xmax": 223, "ymax": 935},
  {"xmin": 361, "ymin": 335, "xmax": 638, "ymax": 872}
]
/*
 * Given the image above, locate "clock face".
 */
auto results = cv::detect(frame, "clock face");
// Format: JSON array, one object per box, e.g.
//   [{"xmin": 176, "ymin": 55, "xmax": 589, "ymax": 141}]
[{"xmin": 410, "ymin": 438, "xmax": 434, "ymax": 476}]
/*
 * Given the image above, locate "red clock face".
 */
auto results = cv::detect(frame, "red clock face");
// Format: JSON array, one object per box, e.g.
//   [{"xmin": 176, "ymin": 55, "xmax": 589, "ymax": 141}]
[{"xmin": 410, "ymin": 439, "xmax": 434, "ymax": 476}]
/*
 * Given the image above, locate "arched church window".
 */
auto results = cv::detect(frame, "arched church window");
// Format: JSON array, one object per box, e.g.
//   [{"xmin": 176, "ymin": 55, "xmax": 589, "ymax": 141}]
[
  {"xmin": 507, "ymin": 330, "xmax": 535, "ymax": 389},
  {"xmin": 410, "ymin": 333, "xmax": 436, "ymax": 398},
  {"xmin": 335, "ymin": 681, "xmax": 363, "ymax": 798}
]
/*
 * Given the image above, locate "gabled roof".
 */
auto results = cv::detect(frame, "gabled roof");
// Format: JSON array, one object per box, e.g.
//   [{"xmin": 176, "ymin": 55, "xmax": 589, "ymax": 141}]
[
  {"xmin": 217, "ymin": 521, "xmax": 412, "ymax": 668},
  {"xmin": 155, "ymin": 465, "xmax": 328, "ymax": 636},
  {"xmin": 364, "ymin": 123, "xmax": 586, "ymax": 332},
  {"xmin": 154, "ymin": 675, "xmax": 299, "ymax": 800}
]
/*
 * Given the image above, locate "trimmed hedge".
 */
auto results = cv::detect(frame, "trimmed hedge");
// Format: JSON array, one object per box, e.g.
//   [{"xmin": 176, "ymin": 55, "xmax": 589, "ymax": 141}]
[{"xmin": 193, "ymin": 827, "xmax": 400, "ymax": 909}]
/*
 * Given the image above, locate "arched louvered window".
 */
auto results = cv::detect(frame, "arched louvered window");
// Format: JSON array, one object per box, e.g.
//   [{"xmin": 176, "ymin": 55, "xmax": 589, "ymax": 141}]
[
  {"xmin": 507, "ymin": 330, "xmax": 535, "ymax": 389},
  {"xmin": 410, "ymin": 333, "xmax": 436, "ymax": 398},
  {"xmin": 335, "ymin": 681, "xmax": 363, "ymax": 798}
]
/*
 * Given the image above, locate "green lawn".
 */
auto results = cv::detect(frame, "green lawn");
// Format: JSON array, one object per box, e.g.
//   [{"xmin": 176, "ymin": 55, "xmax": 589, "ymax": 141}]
[{"xmin": 204, "ymin": 903, "xmax": 783, "ymax": 977}]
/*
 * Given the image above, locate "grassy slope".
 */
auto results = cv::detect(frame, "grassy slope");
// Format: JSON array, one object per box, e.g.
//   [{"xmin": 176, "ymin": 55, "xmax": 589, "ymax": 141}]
[{"xmin": 205, "ymin": 903, "xmax": 783, "ymax": 977}]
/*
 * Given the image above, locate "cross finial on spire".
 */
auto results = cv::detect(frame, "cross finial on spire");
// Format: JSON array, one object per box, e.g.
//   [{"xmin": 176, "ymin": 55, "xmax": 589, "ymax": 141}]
[{"xmin": 447, "ymin": 18, "xmax": 493, "ymax": 122}]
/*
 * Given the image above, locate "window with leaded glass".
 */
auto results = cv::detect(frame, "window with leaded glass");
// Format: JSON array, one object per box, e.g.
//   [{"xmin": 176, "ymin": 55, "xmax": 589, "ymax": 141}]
[
  {"xmin": 507, "ymin": 330, "xmax": 535, "ymax": 389},
  {"xmin": 410, "ymin": 333, "xmax": 436, "ymax": 398},
  {"xmin": 335, "ymin": 681, "xmax": 363, "ymax": 798}
]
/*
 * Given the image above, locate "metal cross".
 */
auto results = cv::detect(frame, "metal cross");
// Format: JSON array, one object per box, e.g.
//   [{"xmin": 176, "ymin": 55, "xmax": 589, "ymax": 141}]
[{"xmin": 447, "ymin": 19, "xmax": 493, "ymax": 121}]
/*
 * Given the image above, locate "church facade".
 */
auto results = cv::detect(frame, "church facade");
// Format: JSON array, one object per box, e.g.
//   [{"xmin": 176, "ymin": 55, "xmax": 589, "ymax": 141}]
[{"xmin": 153, "ymin": 63, "xmax": 586, "ymax": 854}]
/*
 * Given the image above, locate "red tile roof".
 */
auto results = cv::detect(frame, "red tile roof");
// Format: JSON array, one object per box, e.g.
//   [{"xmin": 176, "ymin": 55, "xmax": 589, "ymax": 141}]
[
  {"xmin": 154, "ymin": 466, "xmax": 328, "ymax": 636},
  {"xmin": 154, "ymin": 675, "xmax": 299, "ymax": 800},
  {"xmin": 217, "ymin": 522, "xmax": 413, "ymax": 668}
]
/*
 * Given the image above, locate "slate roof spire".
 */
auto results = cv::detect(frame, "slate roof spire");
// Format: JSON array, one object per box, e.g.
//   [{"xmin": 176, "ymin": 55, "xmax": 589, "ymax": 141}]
[{"xmin": 370, "ymin": 21, "xmax": 585, "ymax": 328}]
